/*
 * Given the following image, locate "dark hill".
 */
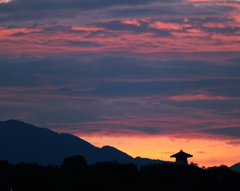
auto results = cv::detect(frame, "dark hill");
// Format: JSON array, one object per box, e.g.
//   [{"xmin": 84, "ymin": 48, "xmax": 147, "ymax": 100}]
[
  {"xmin": 0, "ymin": 119, "xmax": 100, "ymax": 165},
  {"xmin": 0, "ymin": 119, "xmax": 165, "ymax": 166},
  {"xmin": 230, "ymin": 163, "xmax": 240, "ymax": 172}
]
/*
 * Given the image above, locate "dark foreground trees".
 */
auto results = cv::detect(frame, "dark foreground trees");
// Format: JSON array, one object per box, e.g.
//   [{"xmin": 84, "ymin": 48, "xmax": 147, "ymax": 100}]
[{"xmin": 0, "ymin": 156, "xmax": 240, "ymax": 191}]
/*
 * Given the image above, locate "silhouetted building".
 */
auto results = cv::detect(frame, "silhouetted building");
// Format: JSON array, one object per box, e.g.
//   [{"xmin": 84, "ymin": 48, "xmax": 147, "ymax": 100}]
[{"xmin": 170, "ymin": 150, "xmax": 193, "ymax": 165}]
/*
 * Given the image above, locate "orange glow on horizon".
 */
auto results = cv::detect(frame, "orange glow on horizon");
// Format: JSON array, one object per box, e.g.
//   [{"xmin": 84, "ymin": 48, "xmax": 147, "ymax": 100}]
[{"xmin": 79, "ymin": 135, "xmax": 240, "ymax": 167}]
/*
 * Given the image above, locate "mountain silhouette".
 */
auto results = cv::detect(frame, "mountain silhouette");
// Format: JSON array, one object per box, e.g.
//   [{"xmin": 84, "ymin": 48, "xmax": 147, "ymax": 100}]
[
  {"xmin": 230, "ymin": 163, "xmax": 240, "ymax": 172},
  {"xmin": 0, "ymin": 119, "xmax": 165, "ymax": 166}
]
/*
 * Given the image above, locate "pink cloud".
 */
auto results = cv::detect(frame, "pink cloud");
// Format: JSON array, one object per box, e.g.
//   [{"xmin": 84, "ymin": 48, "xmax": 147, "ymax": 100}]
[
  {"xmin": 148, "ymin": 21, "xmax": 183, "ymax": 30},
  {"xmin": 71, "ymin": 26, "xmax": 104, "ymax": 31},
  {"xmin": 211, "ymin": 33, "xmax": 240, "ymax": 42},
  {"xmin": 0, "ymin": 27, "xmax": 42, "ymax": 37},
  {"xmin": 218, "ymin": 2, "xmax": 240, "ymax": 23},
  {"xmin": 186, "ymin": 28, "xmax": 208, "ymax": 36},
  {"xmin": 202, "ymin": 23, "xmax": 227, "ymax": 28},
  {"xmin": 167, "ymin": 94, "xmax": 240, "ymax": 101},
  {"xmin": 0, "ymin": 0, "xmax": 13, "ymax": 4},
  {"xmin": 0, "ymin": 0, "xmax": 239, "ymax": 60},
  {"xmin": 121, "ymin": 20, "xmax": 141, "ymax": 26}
]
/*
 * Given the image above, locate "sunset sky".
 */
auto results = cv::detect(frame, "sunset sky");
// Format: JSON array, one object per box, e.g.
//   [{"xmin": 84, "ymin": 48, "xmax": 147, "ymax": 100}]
[{"xmin": 1, "ymin": 0, "xmax": 240, "ymax": 167}]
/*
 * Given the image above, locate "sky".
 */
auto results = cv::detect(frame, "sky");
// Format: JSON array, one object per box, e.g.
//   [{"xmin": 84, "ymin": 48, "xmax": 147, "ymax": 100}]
[{"xmin": 0, "ymin": 0, "xmax": 240, "ymax": 167}]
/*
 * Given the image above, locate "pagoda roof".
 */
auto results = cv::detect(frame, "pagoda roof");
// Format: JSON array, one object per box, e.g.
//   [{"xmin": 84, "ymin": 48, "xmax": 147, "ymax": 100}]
[{"xmin": 170, "ymin": 150, "xmax": 193, "ymax": 158}]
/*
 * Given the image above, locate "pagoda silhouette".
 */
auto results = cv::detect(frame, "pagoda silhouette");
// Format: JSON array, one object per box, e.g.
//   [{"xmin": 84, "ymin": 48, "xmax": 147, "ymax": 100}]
[{"xmin": 170, "ymin": 150, "xmax": 193, "ymax": 165}]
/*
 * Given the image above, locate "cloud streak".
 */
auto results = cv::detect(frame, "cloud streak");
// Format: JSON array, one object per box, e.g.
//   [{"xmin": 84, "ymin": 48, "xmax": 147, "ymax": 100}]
[{"xmin": 1, "ymin": 54, "xmax": 240, "ymax": 141}]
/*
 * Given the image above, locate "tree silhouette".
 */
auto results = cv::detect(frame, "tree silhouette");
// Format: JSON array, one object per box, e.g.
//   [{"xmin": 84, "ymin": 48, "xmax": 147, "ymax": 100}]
[
  {"xmin": 61, "ymin": 155, "xmax": 87, "ymax": 175},
  {"xmin": 0, "ymin": 160, "xmax": 13, "ymax": 191},
  {"xmin": 1, "ymin": 158, "xmax": 240, "ymax": 191},
  {"xmin": 86, "ymin": 161, "xmax": 138, "ymax": 190},
  {"xmin": 60, "ymin": 155, "xmax": 89, "ymax": 190}
]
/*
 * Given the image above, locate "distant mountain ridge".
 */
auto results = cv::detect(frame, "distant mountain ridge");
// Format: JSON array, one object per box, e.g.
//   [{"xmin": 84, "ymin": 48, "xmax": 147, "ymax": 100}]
[
  {"xmin": 0, "ymin": 119, "xmax": 166, "ymax": 166},
  {"xmin": 230, "ymin": 163, "xmax": 240, "ymax": 172}
]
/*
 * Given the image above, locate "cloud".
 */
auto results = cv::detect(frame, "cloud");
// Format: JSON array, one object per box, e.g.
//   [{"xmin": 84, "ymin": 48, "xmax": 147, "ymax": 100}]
[
  {"xmin": 1, "ymin": 16, "xmax": 239, "ymax": 60},
  {"xmin": 0, "ymin": 0, "xmax": 12, "ymax": 3},
  {"xmin": 1, "ymin": 0, "xmax": 240, "ymax": 146},
  {"xmin": 1, "ymin": 53, "xmax": 240, "ymax": 141},
  {"xmin": 0, "ymin": 0, "xmax": 238, "ymax": 24},
  {"xmin": 201, "ymin": 126, "xmax": 240, "ymax": 138},
  {"xmin": 121, "ymin": 20, "xmax": 142, "ymax": 26},
  {"xmin": 148, "ymin": 21, "xmax": 183, "ymax": 30},
  {"xmin": 196, "ymin": 151, "xmax": 207, "ymax": 154},
  {"xmin": 42, "ymin": 39, "xmax": 102, "ymax": 47},
  {"xmin": 0, "ymin": 0, "xmax": 178, "ymax": 21}
]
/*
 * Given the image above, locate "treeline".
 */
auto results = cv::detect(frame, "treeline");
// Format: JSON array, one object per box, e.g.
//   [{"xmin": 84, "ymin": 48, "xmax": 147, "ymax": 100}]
[{"xmin": 1, "ymin": 155, "xmax": 240, "ymax": 191}]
